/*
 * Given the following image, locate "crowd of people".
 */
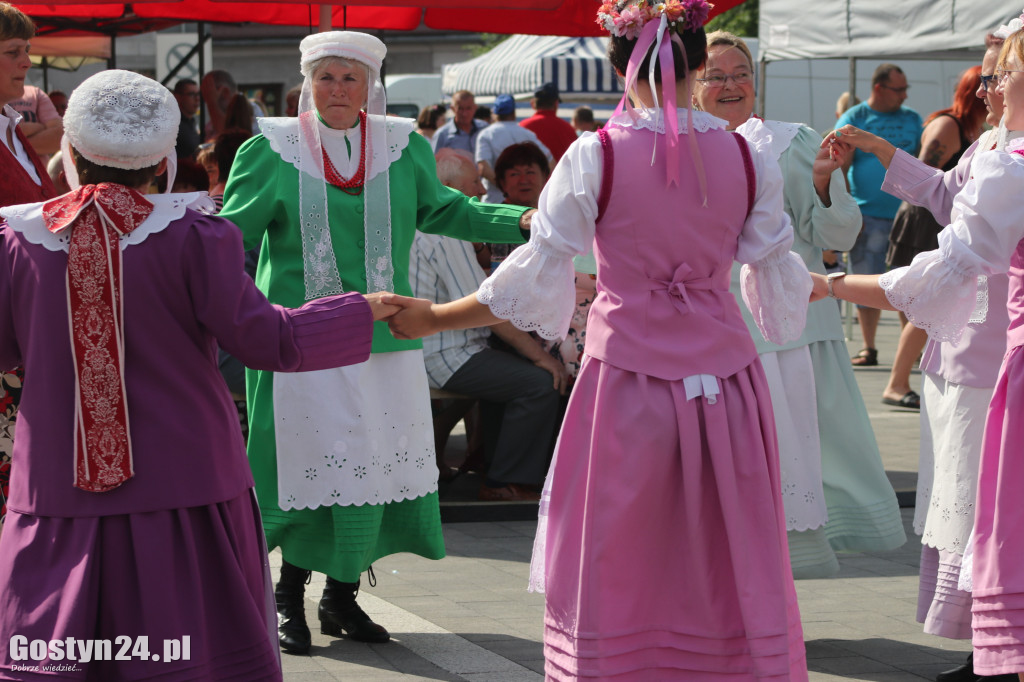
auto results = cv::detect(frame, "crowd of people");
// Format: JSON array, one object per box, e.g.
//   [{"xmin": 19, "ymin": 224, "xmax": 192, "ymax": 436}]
[{"xmin": 3, "ymin": 0, "xmax": 1024, "ymax": 679}]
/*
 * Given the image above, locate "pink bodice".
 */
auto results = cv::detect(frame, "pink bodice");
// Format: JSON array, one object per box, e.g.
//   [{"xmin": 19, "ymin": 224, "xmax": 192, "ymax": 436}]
[
  {"xmin": 1006, "ymin": 243, "xmax": 1024, "ymax": 354},
  {"xmin": 586, "ymin": 125, "xmax": 758, "ymax": 380}
]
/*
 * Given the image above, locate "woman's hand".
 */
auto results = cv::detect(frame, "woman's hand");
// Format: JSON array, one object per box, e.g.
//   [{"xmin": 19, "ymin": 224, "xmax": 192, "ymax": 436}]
[
  {"xmin": 380, "ymin": 294, "xmax": 439, "ymax": 340},
  {"xmin": 811, "ymin": 143, "xmax": 841, "ymax": 206},
  {"xmin": 363, "ymin": 292, "xmax": 402, "ymax": 321},
  {"xmin": 534, "ymin": 352, "xmax": 572, "ymax": 396},
  {"xmin": 518, "ymin": 208, "xmax": 537, "ymax": 231},
  {"xmin": 809, "ymin": 273, "xmax": 830, "ymax": 302},
  {"xmin": 822, "ymin": 125, "xmax": 897, "ymax": 168}
]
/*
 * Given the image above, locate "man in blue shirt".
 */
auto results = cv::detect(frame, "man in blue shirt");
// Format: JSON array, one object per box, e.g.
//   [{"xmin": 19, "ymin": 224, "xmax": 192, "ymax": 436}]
[
  {"xmin": 431, "ymin": 90, "xmax": 487, "ymax": 155},
  {"xmin": 836, "ymin": 63, "xmax": 922, "ymax": 367}
]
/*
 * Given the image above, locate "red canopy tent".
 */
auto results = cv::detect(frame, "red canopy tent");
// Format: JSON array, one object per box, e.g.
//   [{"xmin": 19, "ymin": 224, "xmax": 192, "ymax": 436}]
[{"xmin": 17, "ymin": 0, "xmax": 745, "ymax": 38}]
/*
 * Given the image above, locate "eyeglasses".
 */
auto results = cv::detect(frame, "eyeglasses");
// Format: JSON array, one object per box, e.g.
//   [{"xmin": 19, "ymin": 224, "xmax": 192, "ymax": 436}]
[
  {"xmin": 980, "ymin": 74, "xmax": 998, "ymax": 92},
  {"xmin": 997, "ymin": 68, "xmax": 1024, "ymax": 84},
  {"xmin": 697, "ymin": 72, "xmax": 752, "ymax": 88},
  {"xmin": 880, "ymin": 84, "xmax": 910, "ymax": 94}
]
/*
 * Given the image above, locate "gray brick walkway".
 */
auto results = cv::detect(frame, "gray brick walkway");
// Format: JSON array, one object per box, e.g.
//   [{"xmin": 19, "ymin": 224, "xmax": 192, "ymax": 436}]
[{"xmin": 281, "ymin": 310, "xmax": 970, "ymax": 681}]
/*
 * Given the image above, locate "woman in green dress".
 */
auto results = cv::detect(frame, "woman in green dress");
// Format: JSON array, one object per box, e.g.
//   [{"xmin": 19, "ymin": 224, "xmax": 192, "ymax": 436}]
[{"xmin": 220, "ymin": 31, "xmax": 530, "ymax": 654}]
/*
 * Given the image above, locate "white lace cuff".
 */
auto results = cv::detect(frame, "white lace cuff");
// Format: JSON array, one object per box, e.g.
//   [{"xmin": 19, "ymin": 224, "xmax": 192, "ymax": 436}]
[
  {"xmin": 740, "ymin": 250, "xmax": 811, "ymax": 345},
  {"xmin": 879, "ymin": 251, "xmax": 977, "ymax": 345},
  {"xmin": 477, "ymin": 241, "xmax": 577, "ymax": 341}
]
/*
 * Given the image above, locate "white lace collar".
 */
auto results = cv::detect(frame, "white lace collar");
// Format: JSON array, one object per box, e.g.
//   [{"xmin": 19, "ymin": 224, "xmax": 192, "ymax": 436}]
[
  {"xmin": 1, "ymin": 191, "xmax": 215, "ymax": 253},
  {"xmin": 735, "ymin": 118, "xmax": 803, "ymax": 162},
  {"xmin": 259, "ymin": 114, "xmax": 416, "ymax": 182},
  {"xmin": 606, "ymin": 107, "xmax": 727, "ymax": 134}
]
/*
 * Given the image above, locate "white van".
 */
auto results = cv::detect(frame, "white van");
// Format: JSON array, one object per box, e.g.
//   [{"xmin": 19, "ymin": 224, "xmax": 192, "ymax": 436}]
[{"xmin": 384, "ymin": 74, "xmax": 444, "ymax": 120}]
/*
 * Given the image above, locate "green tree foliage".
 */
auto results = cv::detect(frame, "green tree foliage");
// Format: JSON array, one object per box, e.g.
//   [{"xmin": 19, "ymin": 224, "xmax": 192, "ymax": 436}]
[
  {"xmin": 467, "ymin": 33, "xmax": 510, "ymax": 58},
  {"xmin": 705, "ymin": 0, "xmax": 759, "ymax": 37}
]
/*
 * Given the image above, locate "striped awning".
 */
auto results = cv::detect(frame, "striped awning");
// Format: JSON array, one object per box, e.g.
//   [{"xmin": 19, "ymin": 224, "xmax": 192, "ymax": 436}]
[{"xmin": 442, "ymin": 34, "xmax": 622, "ymax": 98}]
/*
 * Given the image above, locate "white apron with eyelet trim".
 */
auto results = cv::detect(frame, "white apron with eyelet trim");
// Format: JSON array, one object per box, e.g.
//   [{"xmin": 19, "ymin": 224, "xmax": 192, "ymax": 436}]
[{"xmin": 272, "ymin": 349, "xmax": 437, "ymax": 510}]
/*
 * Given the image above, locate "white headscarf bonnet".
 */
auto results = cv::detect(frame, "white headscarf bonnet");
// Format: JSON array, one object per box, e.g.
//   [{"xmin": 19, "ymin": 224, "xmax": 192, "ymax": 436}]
[
  {"xmin": 295, "ymin": 31, "xmax": 394, "ymax": 300},
  {"xmin": 61, "ymin": 69, "xmax": 179, "ymax": 191}
]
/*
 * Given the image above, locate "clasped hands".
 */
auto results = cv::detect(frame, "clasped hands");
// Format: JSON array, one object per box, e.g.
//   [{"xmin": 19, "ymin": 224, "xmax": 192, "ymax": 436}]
[{"xmin": 363, "ymin": 292, "xmax": 438, "ymax": 340}]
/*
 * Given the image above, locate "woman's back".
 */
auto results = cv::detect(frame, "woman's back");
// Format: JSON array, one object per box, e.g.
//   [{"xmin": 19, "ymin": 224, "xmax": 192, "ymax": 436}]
[{"xmin": 586, "ymin": 123, "xmax": 760, "ymax": 381}]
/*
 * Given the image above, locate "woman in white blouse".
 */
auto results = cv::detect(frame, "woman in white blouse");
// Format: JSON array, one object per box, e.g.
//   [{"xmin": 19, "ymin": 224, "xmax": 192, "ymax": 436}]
[{"xmin": 819, "ymin": 28, "xmax": 1024, "ymax": 679}]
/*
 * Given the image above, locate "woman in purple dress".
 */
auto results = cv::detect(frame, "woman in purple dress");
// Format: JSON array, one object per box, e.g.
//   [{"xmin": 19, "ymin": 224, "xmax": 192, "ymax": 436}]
[{"xmin": 0, "ymin": 70, "xmax": 392, "ymax": 681}]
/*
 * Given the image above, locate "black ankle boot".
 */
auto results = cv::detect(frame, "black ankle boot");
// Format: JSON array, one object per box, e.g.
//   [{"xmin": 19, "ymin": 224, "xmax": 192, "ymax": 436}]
[
  {"xmin": 318, "ymin": 577, "xmax": 390, "ymax": 643},
  {"xmin": 936, "ymin": 652, "xmax": 973, "ymax": 682},
  {"xmin": 275, "ymin": 561, "xmax": 312, "ymax": 655}
]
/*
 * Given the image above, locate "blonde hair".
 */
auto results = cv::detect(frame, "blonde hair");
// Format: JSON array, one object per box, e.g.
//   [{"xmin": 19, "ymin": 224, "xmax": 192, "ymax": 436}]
[
  {"xmin": 998, "ymin": 30, "xmax": 1024, "ymax": 73},
  {"xmin": 704, "ymin": 30, "xmax": 754, "ymax": 70},
  {"xmin": 836, "ymin": 91, "xmax": 860, "ymax": 116}
]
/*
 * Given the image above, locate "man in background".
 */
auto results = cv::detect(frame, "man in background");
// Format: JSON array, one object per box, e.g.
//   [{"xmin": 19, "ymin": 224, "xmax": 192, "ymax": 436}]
[
  {"xmin": 432, "ymin": 89, "xmax": 487, "ymax": 154},
  {"xmin": 172, "ymin": 78, "xmax": 202, "ymax": 159},
  {"xmin": 410, "ymin": 149, "xmax": 567, "ymax": 501},
  {"xmin": 520, "ymin": 82, "xmax": 577, "ymax": 162},
  {"xmin": 835, "ymin": 63, "xmax": 921, "ymax": 368}
]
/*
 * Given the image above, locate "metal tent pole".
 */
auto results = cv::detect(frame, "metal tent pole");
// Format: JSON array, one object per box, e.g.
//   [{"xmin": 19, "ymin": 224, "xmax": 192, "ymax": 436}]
[{"xmin": 844, "ymin": 56, "xmax": 856, "ymax": 341}]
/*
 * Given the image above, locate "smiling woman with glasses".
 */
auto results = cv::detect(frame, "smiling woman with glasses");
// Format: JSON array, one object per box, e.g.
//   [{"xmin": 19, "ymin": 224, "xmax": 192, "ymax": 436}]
[
  {"xmin": 693, "ymin": 30, "xmax": 905, "ymax": 581},
  {"xmin": 696, "ymin": 70, "xmax": 751, "ymax": 88}
]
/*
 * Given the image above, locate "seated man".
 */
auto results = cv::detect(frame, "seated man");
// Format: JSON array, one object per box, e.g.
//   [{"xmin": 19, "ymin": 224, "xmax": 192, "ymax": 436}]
[{"xmin": 410, "ymin": 149, "xmax": 568, "ymax": 501}]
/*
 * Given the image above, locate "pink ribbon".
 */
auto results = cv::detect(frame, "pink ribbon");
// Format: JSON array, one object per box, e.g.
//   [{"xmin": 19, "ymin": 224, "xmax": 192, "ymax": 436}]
[{"xmin": 611, "ymin": 16, "xmax": 708, "ymax": 199}]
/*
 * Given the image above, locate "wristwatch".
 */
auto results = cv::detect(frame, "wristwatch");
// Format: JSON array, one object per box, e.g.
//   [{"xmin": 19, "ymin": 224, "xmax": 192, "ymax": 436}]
[{"xmin": 826, "ymin": 272, "xmax": 847, "ymax": 299}]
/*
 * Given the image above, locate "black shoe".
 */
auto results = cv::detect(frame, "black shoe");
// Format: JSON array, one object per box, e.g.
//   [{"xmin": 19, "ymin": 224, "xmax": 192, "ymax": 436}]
[
  {"xmin": 936, "ymin": 653, "xmax": 974, "ymax": 682},
  {"xmin": 275, "ymin": 561, "xmax": 312, "ymax": 655},
  {"xmin": 318, "ymin": 577, "xmax": 390, "ymax": 643},
  {"xmin": 980, "ymin": 675, "xmax": 1021, "ymax": 682}
]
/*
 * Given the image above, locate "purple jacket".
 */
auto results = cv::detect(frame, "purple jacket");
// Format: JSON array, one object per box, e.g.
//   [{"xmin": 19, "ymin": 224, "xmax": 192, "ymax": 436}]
[{"xmin": 0, "ymin": 208, "xmax": 373, "ymax": 517}]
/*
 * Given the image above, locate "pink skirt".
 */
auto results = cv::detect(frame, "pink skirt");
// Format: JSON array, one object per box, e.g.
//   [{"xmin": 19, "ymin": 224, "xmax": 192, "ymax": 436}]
[
  {"xmin": 0, "ymin": 490, "xmax": 280, "ymax": 681},
  {"xmin": 917, "ymin": 545, "xmax": 972, "ymax": 640},
  {"xmin": 543, "ymin": 356, "xmax": 807, "ymax": 680},
  {"xmin": 972, "ymin": 344, "xmax": 1024, "ymax": 675}
]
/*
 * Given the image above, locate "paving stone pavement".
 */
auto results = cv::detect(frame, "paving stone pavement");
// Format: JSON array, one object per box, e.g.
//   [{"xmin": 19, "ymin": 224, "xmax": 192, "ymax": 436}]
[{"xmin": 280, "ymin": 310, "xmax": 971, "ymax": 681}]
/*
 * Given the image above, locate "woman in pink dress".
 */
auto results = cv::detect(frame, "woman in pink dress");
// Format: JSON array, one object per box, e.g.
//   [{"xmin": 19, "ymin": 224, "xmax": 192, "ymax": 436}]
[
  {"xmin": 820, "ymin": 26, "xmax": 1024, "ymax": 679},
  {"xmin": 385, "ymin": 1, "xmax": 812, "ymax": 678}
]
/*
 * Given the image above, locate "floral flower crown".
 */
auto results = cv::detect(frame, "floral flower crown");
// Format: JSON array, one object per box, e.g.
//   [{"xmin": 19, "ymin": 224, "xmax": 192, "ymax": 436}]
[
  {"xmin": 994, "ymin": 8, "xmax": 1024, "ymax": 40},
  {"xmin": 596, "ymin": 0, "xmax": 713, "ymax": 41}
]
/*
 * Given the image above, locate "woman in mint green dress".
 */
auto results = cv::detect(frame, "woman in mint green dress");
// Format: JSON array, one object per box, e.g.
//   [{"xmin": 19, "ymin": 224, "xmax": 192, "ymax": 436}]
[{"xmin": 220, "ymin": 31, "xmax": 529, "ymax": 654}]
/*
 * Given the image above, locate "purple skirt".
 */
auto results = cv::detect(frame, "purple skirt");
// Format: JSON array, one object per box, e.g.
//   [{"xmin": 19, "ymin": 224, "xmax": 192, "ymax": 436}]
[{"xmin": 0, "ymin": 490, "xmax": 280, "ymax": 681}]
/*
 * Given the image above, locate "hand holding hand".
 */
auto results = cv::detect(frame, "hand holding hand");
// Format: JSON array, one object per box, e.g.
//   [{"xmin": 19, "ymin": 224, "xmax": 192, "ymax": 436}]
[
  {"xmin": 809, "ymin": 272, "xmax": 830, "ymax": 302},
  {"xmin": 813, "ymin": 140, "xmax": 843, "ymax": 177},
  {"xmin": 380, "ymin": 294, "xmax": 438, "ymax": 340},
  {"xmin": 363, "ymin": 292, "xmax": 402, "ymax": 321}
]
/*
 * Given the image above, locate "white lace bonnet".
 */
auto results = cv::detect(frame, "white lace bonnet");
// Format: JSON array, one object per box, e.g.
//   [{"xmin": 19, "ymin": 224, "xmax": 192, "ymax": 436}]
[
  {"xmin": 61, "ymin": 69, "xmax": 179, "ymax": 191},
  {"xmin": 294, "ymin": 31, "xmax": 395, "ymax": 300}
]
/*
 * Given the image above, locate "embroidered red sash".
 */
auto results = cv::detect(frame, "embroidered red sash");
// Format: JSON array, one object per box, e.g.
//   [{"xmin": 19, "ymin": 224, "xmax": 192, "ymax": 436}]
[{"xmin": 42, "ymin": 184, "xmax": 154, "ymax": 492}]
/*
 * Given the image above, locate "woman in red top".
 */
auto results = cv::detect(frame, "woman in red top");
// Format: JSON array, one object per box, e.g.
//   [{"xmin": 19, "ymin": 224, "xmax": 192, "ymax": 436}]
[{"xmin": 0, "ymin": 2, "xmax": 58, "ymax": 529}]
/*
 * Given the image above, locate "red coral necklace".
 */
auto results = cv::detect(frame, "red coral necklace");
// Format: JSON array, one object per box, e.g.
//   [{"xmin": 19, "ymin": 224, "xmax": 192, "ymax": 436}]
[{"xmin": 322, "ymin": 111, "xmax": 367, "ymax": 196}]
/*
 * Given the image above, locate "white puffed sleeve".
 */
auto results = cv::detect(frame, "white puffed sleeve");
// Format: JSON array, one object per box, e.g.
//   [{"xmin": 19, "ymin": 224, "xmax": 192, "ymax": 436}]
[
  {"xmin": 477, "ymin": 133, "xmax": 601, "ymax": 340},
  {"xmin": 735, "ymin": 134, "xmax": 812, "ymax": 345},
  {"xmin": 880, "ymin": 149, "xmax": 1024, "ymax": 345}
]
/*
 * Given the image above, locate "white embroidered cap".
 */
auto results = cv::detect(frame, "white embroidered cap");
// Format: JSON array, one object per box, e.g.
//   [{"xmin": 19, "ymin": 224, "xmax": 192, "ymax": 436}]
[
  {"xmin": 63, "ymin": 70, "xmax": 179, "ymax": 170},
  {"xmin": 299, "ymin": 31, "xmax": 386, "ymax": 76},
  {"xmin": 292, "ymin": 31, "xmax": 396, "ymax": 300}
]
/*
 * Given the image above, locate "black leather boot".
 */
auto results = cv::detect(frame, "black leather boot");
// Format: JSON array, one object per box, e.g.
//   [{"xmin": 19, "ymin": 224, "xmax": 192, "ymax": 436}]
[
  {"xmin": 274, "ymin": 561, "xmax": 312, "ymax": 655},
  {"xmin": 936, "ymin": 652, "xmax": 974, "ymax": 682},
  {"xmin": 318, "ymin": 577, "xmax": 390, "ymax": 643}
]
